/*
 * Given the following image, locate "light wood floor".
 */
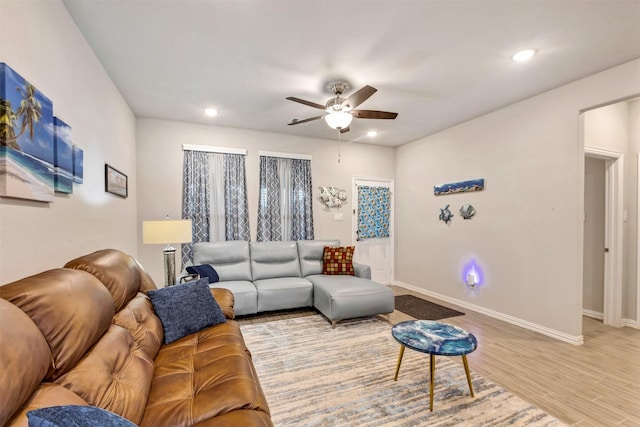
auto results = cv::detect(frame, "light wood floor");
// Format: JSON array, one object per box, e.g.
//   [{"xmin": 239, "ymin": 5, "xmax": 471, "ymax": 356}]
[{"xmin": 237, "ymin": 285, "xmax": 640, "ymax": 426}]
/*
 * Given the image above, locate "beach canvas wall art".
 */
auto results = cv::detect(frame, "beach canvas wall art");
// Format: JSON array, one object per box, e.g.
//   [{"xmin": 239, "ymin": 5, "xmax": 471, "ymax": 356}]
[
  {"xmin": 0, "ymin": 63, "xmax": 55, "ymax": 202},
  {"xmin": 53, "ymin": 117, "xmax": 73, "ymax": 194},
  {"xmin": 73, "ymin": 145, "xmax": 83, "ymax": 184},
  {"xmin": 434, "ymin": 178, "xmax": 484, "ymax": 196}
]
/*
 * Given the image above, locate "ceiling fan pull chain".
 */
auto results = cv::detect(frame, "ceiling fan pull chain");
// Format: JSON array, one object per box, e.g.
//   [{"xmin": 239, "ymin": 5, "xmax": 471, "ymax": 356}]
[{"xmin": 337, "ymin": 130, "xmax": 341, "ymax": 163}]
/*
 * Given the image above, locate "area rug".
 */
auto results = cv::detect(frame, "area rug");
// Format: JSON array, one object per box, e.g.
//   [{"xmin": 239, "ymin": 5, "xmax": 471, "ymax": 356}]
[
  {"xmin": 395, "ymin": 294, "xmax": 465, "ymax": 320},
  {"xmin": 240, "ymin": 315, "xmax": 564, "ymax": 427}
]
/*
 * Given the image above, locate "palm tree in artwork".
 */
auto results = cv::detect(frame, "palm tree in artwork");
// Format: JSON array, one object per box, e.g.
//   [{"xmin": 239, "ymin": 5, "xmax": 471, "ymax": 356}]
[
  {"xmin": 16, "ymin": 84, "xmax": 42, "ymax": 140},
  {"xmin": 0, "ymin": 99, "xmax": 21, "ymax": 150},
  {"xmin": 0, "ymin": 83, "xmax": 42, "ymax": 150}
]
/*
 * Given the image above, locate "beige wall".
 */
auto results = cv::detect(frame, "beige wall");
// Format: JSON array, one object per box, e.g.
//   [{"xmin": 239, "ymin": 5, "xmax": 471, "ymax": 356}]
[
  {"xmin": 583, "ymin": 157, "xmax": 606, "ymax": 314},
  {"xmin": 0, "ymin": 1, "xmax": 137, "ymax": 284},
  {"xmin": 395, "ymin": 59, "xmax": 640, "ymax": 339},
  {"xmin": 136, "ymin": 118, "xmax": 395, "ymax": 285}
]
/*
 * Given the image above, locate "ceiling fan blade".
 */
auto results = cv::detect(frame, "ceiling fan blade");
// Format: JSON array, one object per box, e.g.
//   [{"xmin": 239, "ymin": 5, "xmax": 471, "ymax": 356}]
[
  {"xmin": 286, "ymin": 97, "xmax": 326, "ymax": 110},
  {"xmin": 343, "ymin": 85, "xmax": 377, "ymax": 109},
  {"xmin": 339, "ymin": 126, "xmax": 350, "ymax": 134},
  {"xmin": 350, "ymin": 110, "xmax": 398, "ymax": 120},
  {"xmin": 288, "ymin": 115, "xmax": 325, "ymax": 126}
]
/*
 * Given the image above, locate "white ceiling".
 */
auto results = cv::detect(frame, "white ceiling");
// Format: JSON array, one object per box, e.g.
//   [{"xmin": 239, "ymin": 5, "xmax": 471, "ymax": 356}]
[{"xmin": 62, "ymin": 0, "xmax": 640, "ymax": 147}]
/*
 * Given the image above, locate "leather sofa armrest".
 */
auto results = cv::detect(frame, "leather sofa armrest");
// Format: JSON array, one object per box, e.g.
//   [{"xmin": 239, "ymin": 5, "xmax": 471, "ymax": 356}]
[
  {"xmin": 211, "ymin": 288, "xmax": 235, "ymax": 319},
  {"xmin": 353, "ymin": 262, "xmax": 371, "ymax": 279}
]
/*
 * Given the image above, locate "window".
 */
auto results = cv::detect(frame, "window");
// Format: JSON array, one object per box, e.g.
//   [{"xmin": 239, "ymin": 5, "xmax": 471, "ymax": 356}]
[
  {"xmin": 181, "ymin": 148, "xmax": 249, "ymax": 264},
  {"xmin": 257, "ymin": 154, "xmax": 314, "ymax": 241}
]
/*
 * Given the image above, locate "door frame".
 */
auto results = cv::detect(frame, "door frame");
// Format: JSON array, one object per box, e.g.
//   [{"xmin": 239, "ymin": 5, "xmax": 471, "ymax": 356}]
[
  {"xmin": 584, "ymin": 146, "xmax": 623, "ymax": 327},
  {"xmin": 351, "ymin": 176, "xmax": 395, "ymax": 283}
]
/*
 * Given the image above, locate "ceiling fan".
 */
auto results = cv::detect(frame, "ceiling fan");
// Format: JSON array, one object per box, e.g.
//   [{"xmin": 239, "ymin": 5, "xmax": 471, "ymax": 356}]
[{"xmin": 286, "ymin": 82, "xmax": 398, "ymax": 133}]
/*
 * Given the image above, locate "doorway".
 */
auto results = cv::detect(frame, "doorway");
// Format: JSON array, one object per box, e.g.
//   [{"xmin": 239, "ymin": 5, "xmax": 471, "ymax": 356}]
[
  {"xmin": 583, "ymin": 146, "xmax": 623, "ymax": 327},
  {"xmin": 352, "ymin": 177, "xmax": 394, "ymax": 284},
  {"xmin": 583, "ymin": 157, "xmax": 606, "ymax": 319}
]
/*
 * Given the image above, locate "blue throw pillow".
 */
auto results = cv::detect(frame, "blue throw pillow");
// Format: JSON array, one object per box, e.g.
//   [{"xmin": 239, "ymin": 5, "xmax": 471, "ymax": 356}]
[
  {"xmin": 186, "ymin": 264, "xmax": 220, "ymax": 284},
  {"xmin": 148, "ymin": 279, "xmax": 226, "ymax": 344},
  {"xmin": 27, "ymin": 405, "xmax": 136, "ymax": 427}
]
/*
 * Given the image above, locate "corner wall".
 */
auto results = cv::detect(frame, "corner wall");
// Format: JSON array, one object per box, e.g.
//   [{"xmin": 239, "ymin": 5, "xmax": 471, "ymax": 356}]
[
  {"xmin": 136, "ymin": 118, "xmax": 395, "ymax": 285},
  {"xmin": 0, "ymin": 1, "xmax": 137, "ymax": 283},
  {"xmin": 395, "ymin": 59, "xmax": 640, "ymax": 340}
]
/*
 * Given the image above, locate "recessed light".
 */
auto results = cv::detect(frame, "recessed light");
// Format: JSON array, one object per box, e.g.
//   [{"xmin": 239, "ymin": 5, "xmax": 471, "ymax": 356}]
[
  {"xmin": 204, "ymin": 108, "xmax": 218, "ymax": 117},
  {"xmin": 512, "ymin": 49, "xmax": 537, "ymax": 63},
  {"xmin": 367, "ymin": 130, "xmax": 378, "ymax": 137}
]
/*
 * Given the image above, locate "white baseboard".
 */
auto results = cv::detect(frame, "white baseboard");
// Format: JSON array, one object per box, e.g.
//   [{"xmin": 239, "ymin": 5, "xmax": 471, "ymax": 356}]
[
  {"xmin": 393, "ymin": 281, "xmax": 584, "ymax": 345},
  {"xmin": 582, "ymin": 309, "xmax": 604, "ymax": 320},
  {"xmin": 622, "ymin": 318, "xmax": 639, "ymax": 328}
]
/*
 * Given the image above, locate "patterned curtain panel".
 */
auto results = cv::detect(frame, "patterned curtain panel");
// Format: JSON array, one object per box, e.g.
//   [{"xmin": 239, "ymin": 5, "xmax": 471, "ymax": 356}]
[
  {"xmin": 257, "ymin": 156, "xmax": 282, "ymax": 241},
  {"xmin": 224, "ymin": 153, "xmax": 250, "ymax": 241},
  {"xmin": 181, "ymin": 150, "xmax": 210, "ymax": 265},
  {"xmin": 290, "ymin": 158, "xmax": 314, "ymax": 240},
  {"xmin": 357, "ymin": 185, "xmax": 390, "ymax": 240}
]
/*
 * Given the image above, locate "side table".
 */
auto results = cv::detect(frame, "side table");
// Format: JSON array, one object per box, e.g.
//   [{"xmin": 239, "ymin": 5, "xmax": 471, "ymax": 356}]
[{"xmin": 391, "ymin": 320, "xmax": 478, "ymax": 411}]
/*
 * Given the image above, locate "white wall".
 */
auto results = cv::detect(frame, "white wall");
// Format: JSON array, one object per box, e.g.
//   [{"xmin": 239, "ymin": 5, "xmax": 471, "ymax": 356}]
[
  {"xmin": 395, "ymin": 59, "xmax": 640, "ymax": 340},
  {"xmin": 0, "ymin": 1, "xmax": 137, "ymax": 284},
  {"xmin": 136, "ymin": 118, "xmax": 395, "ymax": 285},
  {"xmin": 583, "ymin": 157, "xmax": 605, "ymax": 314}
]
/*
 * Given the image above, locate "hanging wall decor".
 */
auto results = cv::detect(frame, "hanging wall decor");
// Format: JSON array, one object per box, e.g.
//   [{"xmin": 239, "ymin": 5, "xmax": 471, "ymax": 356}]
[
  {"xmin": 0, "ymin": 63, "xmax": 55, "ymax": 202},
  {"xmin": 105, "ymin": 164, "xmax": 128, "ymax": 198},
  {"xmin": 439, "ymin": 204, "xmax": 454, "ymax": 224},
  {"xmin": 434, "ymin": 178, "xmax": 484, "ymax": 196},
  {"xmin": 318, "ymin": 186, "xmax": 347, "ymax": 208},
  {"xmin": 73, "ymin": 145, "xmax": 84, "ymax": 184},
  {"xmin": 459, "ymin": 204, "xmax": 476, "ymax": 219},
  {"xmin": 53, "ymin": 117, "xmax": 73, "ymax": 194}
]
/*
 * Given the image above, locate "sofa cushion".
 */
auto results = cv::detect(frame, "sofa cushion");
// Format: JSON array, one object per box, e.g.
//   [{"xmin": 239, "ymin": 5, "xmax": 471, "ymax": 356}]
[
  {"xmin": 253, "ymin": 277, "xmax": 313, "ymax": 312},
  {"xmin": 193, "ymin": 241, "xmax": 252, "ymax": 281},
  {"xmin": 322, "ymin": 246, "xmax": 355, "ymax": 275},
  {"xmin": 141, "ymin": 321, "xmax": 271, "ymax": 427},
  {"xmin": 0, "ymin": 269, "xmax": 114, "ymax": 381},
  {"xmin": 54, "ymin": 324, "xmax": 154, "ymax": 425},
  {"xmin": 309, "ymin": 275, "xmax": 395, "ymax": 322},
  {"xmin": 65, "ymin": 249, "xmax": 142, "ymax": 312},
  {"xmin": 27, "ymin": 405, "xmax": 136, "ymax": 427},
  {"xmin": 250, "ymin": 241, "xmax": 301, "ymax": 280},
  {"xmin": 6, "ymin": 383, "xmax": 90, "ymax": 426},
  {"xmin": 210, "ymin": 281, "xmax": 257, "ymax": 316},
  {"xmin": 148, "ymin": 280, "xmax": 226, "ymax": 344},
  {"xmin": 297, "ymin": 239, "xmax": 340, "ymax": 277},
  {"xmin": 186, "ymin": 264, "xmax": 220, "ymax": 284},
  {"xmin": 113, "ymin": 292, "xmax": 164, "ymax": 360},
  {"xmin": 0, "ymin": 299, "xmax": 52, "ymax": 427}
]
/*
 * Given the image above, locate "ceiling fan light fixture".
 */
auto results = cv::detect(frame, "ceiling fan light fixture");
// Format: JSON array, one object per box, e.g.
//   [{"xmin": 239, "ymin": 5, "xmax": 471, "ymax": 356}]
[
  {"xmin": 325, "ymin": 111, "xmax": 353, "ymax": 130},
  {"xmin": 512, "ymin": 49, "xmax": 537, "ymax": 63}
]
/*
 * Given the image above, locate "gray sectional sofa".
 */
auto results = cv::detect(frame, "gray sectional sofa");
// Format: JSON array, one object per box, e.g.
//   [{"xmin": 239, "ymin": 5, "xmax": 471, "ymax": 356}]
[{"xmin": 190, "ymin": 239, "xmax": 395, "ymax": 326}]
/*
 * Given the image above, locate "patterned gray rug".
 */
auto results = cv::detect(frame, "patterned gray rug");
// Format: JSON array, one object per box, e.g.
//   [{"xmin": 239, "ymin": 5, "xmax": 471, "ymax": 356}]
[{"xmin": 240, "ymin": 315, "xmax": 565, "ymax": 427}]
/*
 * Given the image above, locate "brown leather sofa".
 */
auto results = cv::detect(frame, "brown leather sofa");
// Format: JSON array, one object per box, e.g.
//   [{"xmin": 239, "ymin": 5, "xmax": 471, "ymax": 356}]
[{"xmin": 0, "ymin": 249, "xmax": 273, "ymax": 427}]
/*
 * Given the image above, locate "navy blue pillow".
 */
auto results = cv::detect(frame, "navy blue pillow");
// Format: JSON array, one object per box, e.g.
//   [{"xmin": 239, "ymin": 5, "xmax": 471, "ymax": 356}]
[
  {"xmin": 148, "ymin": 280, "xmax": 226, "ymax": 344},
  {"xmin": 186, "ymin": 264, "xmax": 220, "ymax": 284},
  {"xmin": 27, "ymin": 405, "xmax": 136, "ymax": 427}
]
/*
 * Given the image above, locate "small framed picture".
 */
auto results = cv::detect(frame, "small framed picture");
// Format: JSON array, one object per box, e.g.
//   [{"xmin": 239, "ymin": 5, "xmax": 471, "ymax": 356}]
[{"xmin": 105, "ymin": 164, "xmax": 128, "ymax": 198}]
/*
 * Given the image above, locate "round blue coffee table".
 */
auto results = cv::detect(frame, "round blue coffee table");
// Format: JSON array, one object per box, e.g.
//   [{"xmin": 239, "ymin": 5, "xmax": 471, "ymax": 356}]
[{"xmin": 392, "ymin": 320, "xmax": 478, "ymax": 411}]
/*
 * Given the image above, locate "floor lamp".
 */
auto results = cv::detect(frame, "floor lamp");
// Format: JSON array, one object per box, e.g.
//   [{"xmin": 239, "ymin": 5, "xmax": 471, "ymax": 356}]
[{"xmin": 143, "ymin": 217, "xmax": 192, "ymax": 287}]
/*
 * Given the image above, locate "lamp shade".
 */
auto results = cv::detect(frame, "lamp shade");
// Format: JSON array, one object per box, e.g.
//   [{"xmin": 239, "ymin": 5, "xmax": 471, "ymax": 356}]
[
  {"xmin": 325, "ymin": 111, "xmax": 353, "ymax": 130},
  {"xmin": 143, "ymin": 219, "xmax": 192, "ymax": 244}
]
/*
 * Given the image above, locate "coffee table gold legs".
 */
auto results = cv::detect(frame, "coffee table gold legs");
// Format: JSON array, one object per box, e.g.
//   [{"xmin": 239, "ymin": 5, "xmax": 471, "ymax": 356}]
[
  {"xmin": 394, "ymin": 345, "xmax": 474, "ymax": 412},
  {"xmin": 462, "ymin": 354, "xmax": 474, "ymax": 397},
  {"xmin": 429, "ymin": 354, "xmax": 435, "ymax": 411},
  {"xmin": 394, "ymin": 345, "xmax": 405, "ymax": 381}
]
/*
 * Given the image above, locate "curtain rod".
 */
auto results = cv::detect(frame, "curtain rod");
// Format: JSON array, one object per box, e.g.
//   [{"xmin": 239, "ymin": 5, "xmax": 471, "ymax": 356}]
[{"xmin": 182, "ymin": 144, "xmax": 247, "ymax": 155}]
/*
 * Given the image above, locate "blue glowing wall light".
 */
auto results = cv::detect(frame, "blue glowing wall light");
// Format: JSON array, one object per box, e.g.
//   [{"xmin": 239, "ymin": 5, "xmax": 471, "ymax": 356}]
[{"xmin": 462, "ymin": 260, "xmax": 484, "ymax": 286}]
